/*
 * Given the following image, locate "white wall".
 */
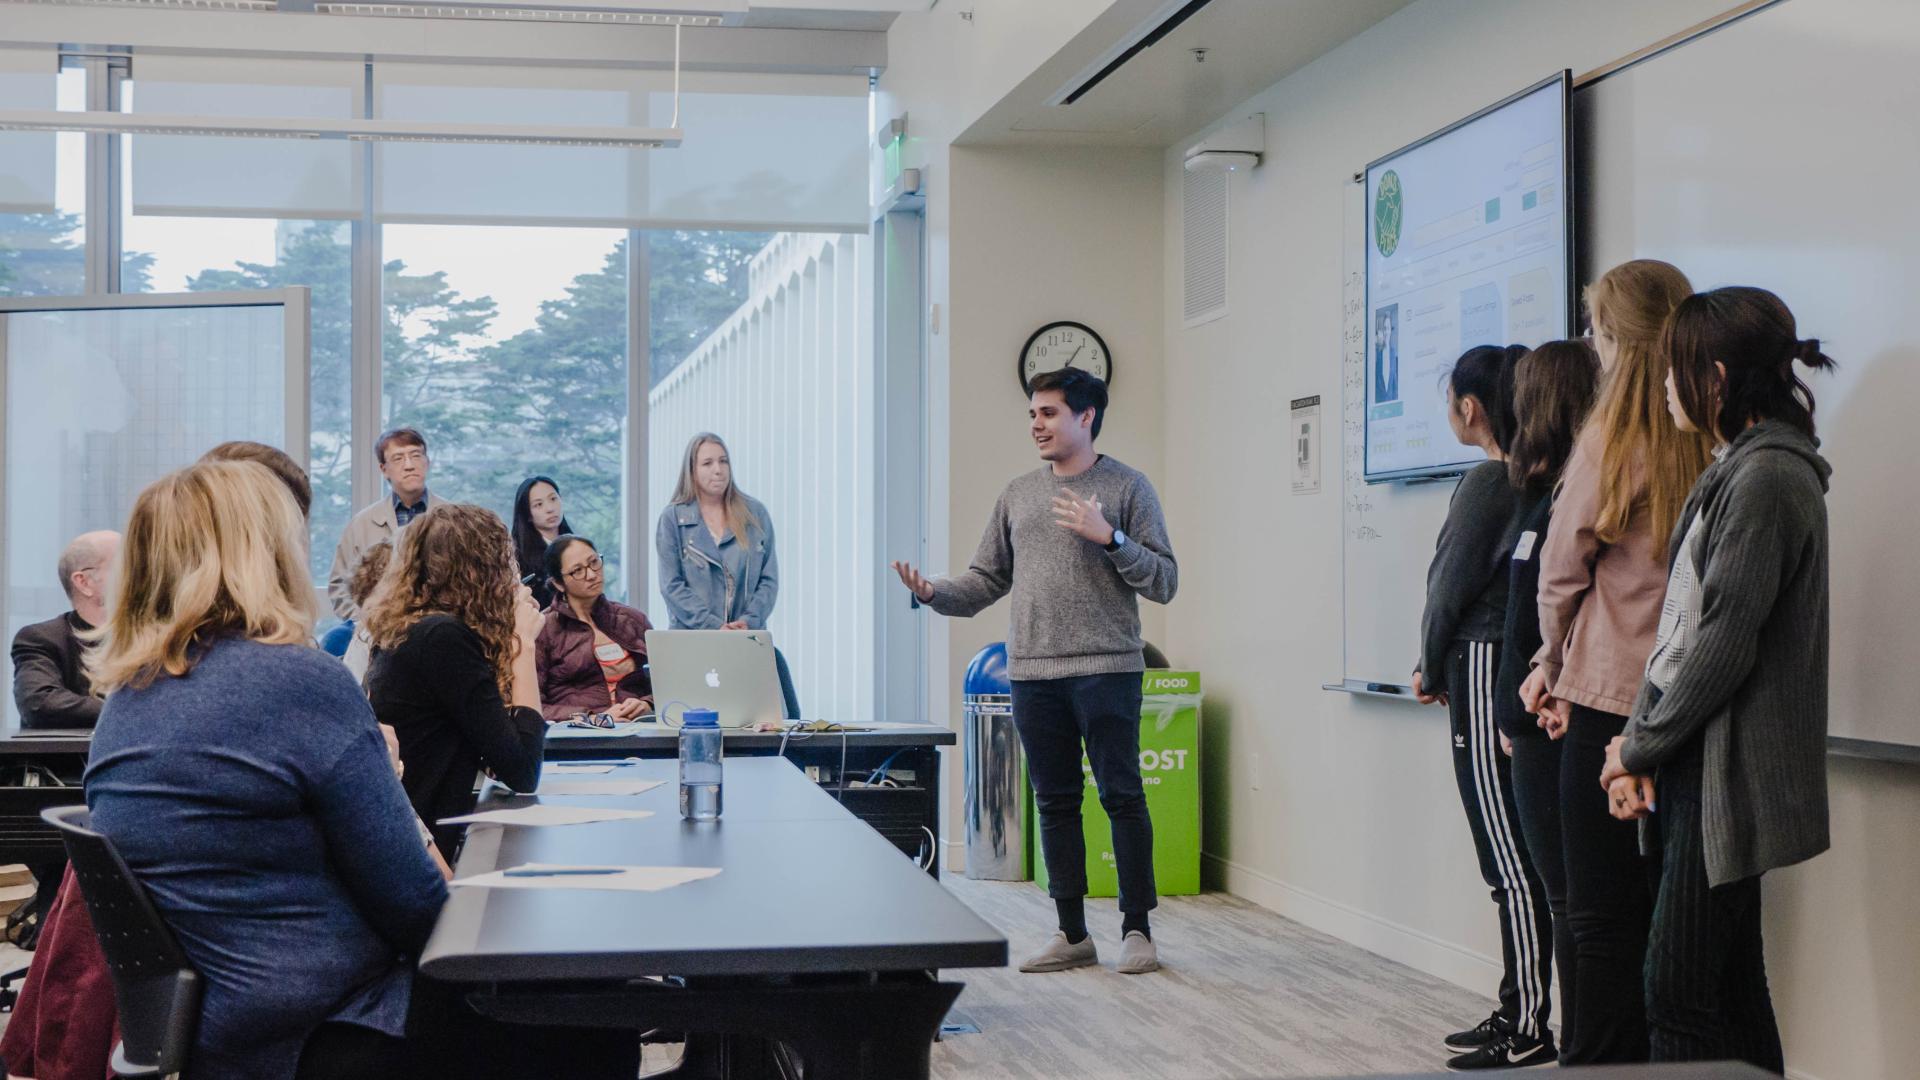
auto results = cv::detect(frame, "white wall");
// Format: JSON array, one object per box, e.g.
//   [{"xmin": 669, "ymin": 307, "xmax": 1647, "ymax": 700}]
[
  {"xmin": 1160, "ymin": 2, "xmax": 1920, "ymax": 1079},
  {"xmin": 877, "ymin": 2, "xmax": 1174, "ymax": 869}
]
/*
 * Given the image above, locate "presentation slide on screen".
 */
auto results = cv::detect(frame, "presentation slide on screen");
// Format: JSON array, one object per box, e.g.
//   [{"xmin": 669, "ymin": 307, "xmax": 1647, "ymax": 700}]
[{"xmin": 1365, "ymin": 78, "xmax": 1568, "ymax": 481}]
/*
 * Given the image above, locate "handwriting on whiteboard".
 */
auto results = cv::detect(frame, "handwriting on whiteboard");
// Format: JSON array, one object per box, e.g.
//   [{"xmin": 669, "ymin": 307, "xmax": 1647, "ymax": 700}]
[{"xmin": 1340, "ymin": 265, "xmax": 1382, "ymax": 544}]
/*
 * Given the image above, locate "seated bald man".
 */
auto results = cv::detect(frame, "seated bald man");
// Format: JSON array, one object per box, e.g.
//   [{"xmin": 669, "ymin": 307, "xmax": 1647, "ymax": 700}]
[{"xmin": 11, "ymin": 529, "xmax": 121, "ymax": 729}]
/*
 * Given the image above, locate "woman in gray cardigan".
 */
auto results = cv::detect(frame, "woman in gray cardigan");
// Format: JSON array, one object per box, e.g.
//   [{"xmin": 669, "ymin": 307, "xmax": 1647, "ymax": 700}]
[
  {"xmin": 1601, "ymin": 286, "xmax": 1834, "ymax": 1072},
  {"xmin": 654, "ymin": 432, "xmax": 777, "ymax": 630}
]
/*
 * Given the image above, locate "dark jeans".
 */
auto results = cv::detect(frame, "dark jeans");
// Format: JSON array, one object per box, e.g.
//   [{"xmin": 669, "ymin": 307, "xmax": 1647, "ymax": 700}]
[
  {"xmin": 1011, "ymin": 672, "xmax": 1156, "ymax": 916},
  {"xmin": 1507, "ymin": 726, "xmax": 1571, "ymax": 1048},
  {"xmin": 295, "ymin": 975, "xmax": 638, "ymax": 1080},
  {"xmin": 1645, "ymin": 742, "xmax": 1784, "ymax": 1072},
  {"xmin": 1561, "ymin": 703, "xmax": 1652, "ymax": 1063},
  {"xmin": 1445, "ymin": 642, "xmax": 1553, "ymax": 1040}
]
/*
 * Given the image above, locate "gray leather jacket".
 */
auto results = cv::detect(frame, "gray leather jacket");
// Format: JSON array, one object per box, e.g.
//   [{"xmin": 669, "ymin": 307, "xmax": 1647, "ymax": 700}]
[{"xmin": 654, "ymin": 496, "xmax": 778, "ymax": 629}]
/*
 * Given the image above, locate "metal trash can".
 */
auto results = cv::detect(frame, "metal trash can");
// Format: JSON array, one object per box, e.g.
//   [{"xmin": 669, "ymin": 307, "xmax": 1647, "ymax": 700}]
[{"xmin": 962, "ymin": 642, "xmax": 1025, "ymax": 880}]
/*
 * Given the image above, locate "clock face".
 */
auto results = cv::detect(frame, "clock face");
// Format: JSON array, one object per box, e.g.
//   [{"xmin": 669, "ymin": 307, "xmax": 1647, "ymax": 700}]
[{"xmin": 1019, "ymin": 321, "xmax": 1113, "ymax": 393}]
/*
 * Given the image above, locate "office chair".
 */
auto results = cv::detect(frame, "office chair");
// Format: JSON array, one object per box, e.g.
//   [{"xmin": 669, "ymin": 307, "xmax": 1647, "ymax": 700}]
[
  {"xmin": 774, "ymin": 647, "xmax": 801, "ymax": 721},
  {"xmin": 43, "ymin": 806, "xmax": 201, "ymax": 1080}
]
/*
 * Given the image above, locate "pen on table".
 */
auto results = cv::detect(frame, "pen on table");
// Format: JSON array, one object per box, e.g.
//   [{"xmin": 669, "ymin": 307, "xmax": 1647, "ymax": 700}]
[{"xmin": 503, "ymin": 867, "xmax": 625, "ymax": 878}]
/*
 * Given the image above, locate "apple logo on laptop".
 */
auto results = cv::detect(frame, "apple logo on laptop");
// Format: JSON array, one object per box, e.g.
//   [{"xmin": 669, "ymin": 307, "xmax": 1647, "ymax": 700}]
[{"xmin": 705, "ymin": 668, "xmax": 721, "ymax": 689}]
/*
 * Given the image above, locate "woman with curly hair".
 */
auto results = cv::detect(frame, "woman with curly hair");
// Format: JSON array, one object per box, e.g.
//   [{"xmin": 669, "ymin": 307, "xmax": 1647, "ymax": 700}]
[{"xmin": 364, "ymin": 503, "xmax": 547, "ymax": 853}]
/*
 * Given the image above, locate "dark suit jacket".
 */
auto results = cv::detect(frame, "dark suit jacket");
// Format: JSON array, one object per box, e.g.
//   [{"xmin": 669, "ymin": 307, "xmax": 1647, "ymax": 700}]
[{"xmin": 10, "ymin": 612, "xmax": 100, "ymax": 730}]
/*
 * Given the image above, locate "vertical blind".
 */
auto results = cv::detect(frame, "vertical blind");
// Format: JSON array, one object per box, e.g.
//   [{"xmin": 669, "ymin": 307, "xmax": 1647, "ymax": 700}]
[
  {"xmin": 129, "ymin": 55, "xmax": 364, "ymax": 220},
  {"xmin": 0, "ymin": 47, "xmax": 57, "ymax": 215}
]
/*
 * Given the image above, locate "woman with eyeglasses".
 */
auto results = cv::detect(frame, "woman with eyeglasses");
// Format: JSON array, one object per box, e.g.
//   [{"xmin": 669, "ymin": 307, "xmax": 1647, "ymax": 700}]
[{"xmin": 534, "ymin": 535, "xmax": 654, "ymax": 723}]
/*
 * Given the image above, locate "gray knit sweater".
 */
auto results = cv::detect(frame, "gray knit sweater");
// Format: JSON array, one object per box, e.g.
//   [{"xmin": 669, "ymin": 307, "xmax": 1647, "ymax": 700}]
[
  {"xmin": 927, "ymin": 455, "xmax": 1177, "ymax": 680},
  {"xmin": 1620, "ymin": 420, "xmax": 1831, "ymax": 886}
]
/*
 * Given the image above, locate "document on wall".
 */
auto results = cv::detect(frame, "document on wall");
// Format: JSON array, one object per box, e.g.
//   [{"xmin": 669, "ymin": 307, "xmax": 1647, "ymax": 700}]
[
  {"xmin": 452, "ymin": 864, "xmax": 723, "ymax": 893},
  {"xmin": 1290, "ymin": 395, "xmax": 1322, "ymax": 495}
]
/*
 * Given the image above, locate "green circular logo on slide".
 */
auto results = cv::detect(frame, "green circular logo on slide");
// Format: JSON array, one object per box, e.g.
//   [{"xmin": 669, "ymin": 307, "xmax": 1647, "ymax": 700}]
[{"xmin": 1374, "ymin": 170, "xmax": 1403, "ymax": 257}]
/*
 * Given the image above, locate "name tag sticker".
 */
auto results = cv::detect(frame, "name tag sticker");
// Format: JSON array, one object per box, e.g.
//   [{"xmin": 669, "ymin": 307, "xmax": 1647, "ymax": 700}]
[{"xmin": 1514, "ymin": 530, "xmax": 1538, "ymax": 561}]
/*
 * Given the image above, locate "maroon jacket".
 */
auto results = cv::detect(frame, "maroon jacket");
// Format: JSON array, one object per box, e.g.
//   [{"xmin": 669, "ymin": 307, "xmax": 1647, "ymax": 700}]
[{"xmin": 534, "ymin": 596, "xmax": 653, "ymax": 722}]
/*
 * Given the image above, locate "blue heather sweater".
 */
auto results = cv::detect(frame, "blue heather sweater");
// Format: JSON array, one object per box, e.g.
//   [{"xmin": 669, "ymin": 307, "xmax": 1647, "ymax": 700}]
[{"xmin": 86, "ymin": 637, "xmax": 448, "ymax": 1080}]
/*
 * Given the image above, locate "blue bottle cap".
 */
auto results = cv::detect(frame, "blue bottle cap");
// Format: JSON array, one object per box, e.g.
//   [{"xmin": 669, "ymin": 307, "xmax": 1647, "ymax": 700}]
[{"xmin": 682, "ymin": 708, "xmax": 720, "ymax": 728}]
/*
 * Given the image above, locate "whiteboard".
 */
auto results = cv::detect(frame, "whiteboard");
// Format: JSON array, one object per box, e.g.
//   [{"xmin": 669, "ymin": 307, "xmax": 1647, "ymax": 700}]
[
  {"xmin": 1580, "ymin": 0, "xmax": 1920, "ymax": 748},
  {"xmin": 1337, "ymin": 0, "xmax": 1920, "ymax": 748}
]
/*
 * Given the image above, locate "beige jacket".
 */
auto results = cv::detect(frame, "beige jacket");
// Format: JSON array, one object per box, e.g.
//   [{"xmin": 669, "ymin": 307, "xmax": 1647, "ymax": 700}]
[
  {"xmin": 1531, "ymin": 431, "xmax": 1668, "ymax": 715},
  {"xmin": 327, "ymin": 491, "xmax": 447, "ymax": 621}
]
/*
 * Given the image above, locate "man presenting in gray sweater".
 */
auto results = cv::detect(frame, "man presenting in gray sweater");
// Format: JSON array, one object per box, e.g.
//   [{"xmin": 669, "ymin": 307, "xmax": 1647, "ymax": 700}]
[{"xmin": 892, "ymin": 368, "xmax": 1177, "ymax": 975}]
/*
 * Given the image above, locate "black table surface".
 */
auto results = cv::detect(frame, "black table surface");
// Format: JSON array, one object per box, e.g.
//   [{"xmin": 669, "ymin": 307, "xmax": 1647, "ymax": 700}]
[
  {"xmin": 1302, "ymin": 1066, "xmax": 1774, "ymax": 1079},
  {"xmin": 0, "ymin": 729, "xmax": 94, "ymax": 755},
  {"xmin": 542, "ymin": 722, "xmax": 954, "ymax": 756},
  {"xmin": 419, "ymin": 756, "xmax": 1005, "ymax": 983}
]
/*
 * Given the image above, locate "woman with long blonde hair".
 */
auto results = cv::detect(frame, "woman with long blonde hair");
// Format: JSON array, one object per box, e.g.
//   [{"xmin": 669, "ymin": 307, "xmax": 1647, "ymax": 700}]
[
  {"xmin": 81, "ymin": 459, "xmax": 448, "ymax": 1080},
  {"xmin": 363, "ymin": 502, "xmax": 548, "ymax": 852},
  {"xmin": 1520, "ymin": 259, "xmax": 1714, "ymax": 1064},
  {"xmin": 655, "ymin": 432, "xmax": 779, "ymax": 632}
]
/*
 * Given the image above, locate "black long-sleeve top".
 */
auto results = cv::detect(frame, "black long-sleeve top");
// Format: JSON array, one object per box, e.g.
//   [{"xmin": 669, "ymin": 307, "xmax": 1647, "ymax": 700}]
[
  {"xmin": 366, "ymin": 614, "xmax": 546, "ymax": 852},
  {"xmin": 1417, "ymin": 460, "xmax": 1521, "ymax": 696}
]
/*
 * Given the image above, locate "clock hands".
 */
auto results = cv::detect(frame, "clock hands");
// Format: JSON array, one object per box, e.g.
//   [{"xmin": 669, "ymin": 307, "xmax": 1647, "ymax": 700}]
[{"xmin": 1065, "ymin": 342, "xmax": 1087, "ymax": 369}]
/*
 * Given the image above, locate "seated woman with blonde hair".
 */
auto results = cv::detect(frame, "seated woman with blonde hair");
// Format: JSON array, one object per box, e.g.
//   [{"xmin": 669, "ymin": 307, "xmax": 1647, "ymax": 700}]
[
  {"xmin": 79, "ymin": 461, "xmax": 635, "ymax": 1080},
  {"xmin": 81, "ymin": 459, "xmax": 447, "ymax": 1080}
]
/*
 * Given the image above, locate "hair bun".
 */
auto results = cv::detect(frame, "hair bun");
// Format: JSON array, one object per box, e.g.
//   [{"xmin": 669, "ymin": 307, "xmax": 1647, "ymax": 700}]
[{"xmin": 1794, "ymin": 337, "xmax": 1836, "ymax": 370}]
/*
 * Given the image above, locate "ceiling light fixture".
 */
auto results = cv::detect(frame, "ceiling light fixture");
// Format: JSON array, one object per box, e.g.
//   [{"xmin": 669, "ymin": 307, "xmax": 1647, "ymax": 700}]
[
  {"xmin": 316, "ymin": 0, "xmax": 742, "ymax": 24},
  {"xmin": 0, "ymin": 109, "xmax": 683, "ymax": 147}
]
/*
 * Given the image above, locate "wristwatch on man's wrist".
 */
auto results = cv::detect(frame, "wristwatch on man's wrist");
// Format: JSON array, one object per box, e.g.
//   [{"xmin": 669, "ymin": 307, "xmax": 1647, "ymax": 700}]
[{"xmin": 1104, "ymin": 529, "xmax": 1128, "ymax": 552}]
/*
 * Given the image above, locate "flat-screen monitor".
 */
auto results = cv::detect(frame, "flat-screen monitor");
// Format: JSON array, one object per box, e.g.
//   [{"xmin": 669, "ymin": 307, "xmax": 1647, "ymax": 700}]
[{"xmin": 1363, "ymin": 72, "xmax": 1572, "ymax": 483}]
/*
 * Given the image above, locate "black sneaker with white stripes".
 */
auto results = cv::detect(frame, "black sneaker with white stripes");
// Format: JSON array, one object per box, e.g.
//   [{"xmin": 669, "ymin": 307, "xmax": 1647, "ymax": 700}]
[
  {"xmin": 1445, "ymin": 1030, "xmax": 1556, "ymax": 1071},
  {"xmin": 1442, "ymin": 1012, "xmax": 1508, "ymax": 1052}
]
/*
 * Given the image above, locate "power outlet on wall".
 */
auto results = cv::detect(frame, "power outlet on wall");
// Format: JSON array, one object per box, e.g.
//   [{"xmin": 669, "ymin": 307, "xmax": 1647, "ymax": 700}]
[{"xmin": 1250, "ymin": 750, "xmax": 1262, "ymax": 791}]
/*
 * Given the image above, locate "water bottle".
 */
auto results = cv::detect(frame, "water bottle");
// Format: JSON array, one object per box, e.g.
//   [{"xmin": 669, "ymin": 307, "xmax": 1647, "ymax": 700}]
[{"xmin": 678, "ymin": 708, "xmax": 723, "ymax": 821}]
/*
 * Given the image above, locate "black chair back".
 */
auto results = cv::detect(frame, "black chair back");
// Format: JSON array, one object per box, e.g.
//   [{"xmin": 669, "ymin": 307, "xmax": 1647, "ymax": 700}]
[{"xmin": 42, "ymin": 805, "xmax": 200, "ymax": 1079}]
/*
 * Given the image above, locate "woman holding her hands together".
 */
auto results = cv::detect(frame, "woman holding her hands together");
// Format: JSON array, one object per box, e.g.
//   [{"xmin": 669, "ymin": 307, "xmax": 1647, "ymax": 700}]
[
  {"xmin": 365, "ymin": 503, "xmax": 549, "ymax": 855},
  {"xmin": 1599, "ymin": 287, "xmax": 1833, "ymax": 1071}
]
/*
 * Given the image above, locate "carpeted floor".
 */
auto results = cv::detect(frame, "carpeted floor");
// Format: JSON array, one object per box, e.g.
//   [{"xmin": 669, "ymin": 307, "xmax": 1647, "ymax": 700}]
[{"xmin": 929, "ymin": 876, "xmax": 1500, "ymax": 1079}]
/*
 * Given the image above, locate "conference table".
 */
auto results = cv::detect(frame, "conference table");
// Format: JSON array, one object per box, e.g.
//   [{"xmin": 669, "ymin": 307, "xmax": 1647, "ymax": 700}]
[
  {"xmin": 547, "ymin": 720, "xmax": 955, "ymax": 875},
  {"xmin": 420, "ymin": 755, "xmax": 1006, "ymax": 1079}
]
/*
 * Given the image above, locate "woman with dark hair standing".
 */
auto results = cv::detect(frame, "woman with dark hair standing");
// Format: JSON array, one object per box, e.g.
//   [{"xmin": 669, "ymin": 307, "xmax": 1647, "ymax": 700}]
[
  {"xmin": 510, "ymin": 475, "xmax": 573, "ymax": 610},
  {"xmin": 1413, "ymin": 344, "xmax": 1556, "ymax": 1071},
  {"xmin": 364, "ymin": 503, "xmax": 546, "ymax": 854},
  {"xmin": 536, "ymin": 534, "xmax": 654, "ymax": 723},
  {"xmin": 1496, "ymin": 339, "xmax": 1602, "ymax": 1059},
  {"xmin": 1602, "ymin": 287, "xmax": 1834, "ymax": 1071}
]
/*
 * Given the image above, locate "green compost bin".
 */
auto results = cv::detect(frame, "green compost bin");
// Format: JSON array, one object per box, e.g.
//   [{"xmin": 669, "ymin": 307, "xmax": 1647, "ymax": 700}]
[{"xmin": 1031, "ymin": 670, "xmax": 1202, "ymax": 897}]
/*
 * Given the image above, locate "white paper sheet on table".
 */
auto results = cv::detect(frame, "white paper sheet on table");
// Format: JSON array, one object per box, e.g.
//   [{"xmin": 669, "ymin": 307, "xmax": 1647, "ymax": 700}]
[
  {"xmin": 439, "ymin": 805, "xmax": 654, "ymax": 827},
  {"xmin": 544, "ymin": 764, "xmax": 616, "ymax": 775},
  {"xmin": 451, "ymin": 864, "xmax": 722, "ymax": 893},
  {"xmin": 536, "ymin": 779, "xmax": 666, "ymax": 796}
]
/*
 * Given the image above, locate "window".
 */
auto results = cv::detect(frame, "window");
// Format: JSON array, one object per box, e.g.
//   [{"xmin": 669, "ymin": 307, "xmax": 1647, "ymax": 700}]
[
  {"xmin": 0, "ymin": 63, "xmax": 86, "ymax": 298},
  {"xmin": 381, "ymin": 224, "xmax": 630, "ymax": 594},
  {"xmin": 122, "ymin": 77, "xmax": 354, "ymax": 585}
]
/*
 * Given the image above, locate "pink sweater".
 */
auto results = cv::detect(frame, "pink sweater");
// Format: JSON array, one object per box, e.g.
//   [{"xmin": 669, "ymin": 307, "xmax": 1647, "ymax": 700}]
[{"xmin": 1531, "ymin": 430, "xmax": 1670, "ymax": 715}]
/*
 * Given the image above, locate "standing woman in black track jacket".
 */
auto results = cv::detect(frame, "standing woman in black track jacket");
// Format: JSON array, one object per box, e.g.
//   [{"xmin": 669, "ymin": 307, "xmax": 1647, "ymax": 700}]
[{"xmin": 1413, "ymin": 343, "xmax": 1557, "ymax": 1071}]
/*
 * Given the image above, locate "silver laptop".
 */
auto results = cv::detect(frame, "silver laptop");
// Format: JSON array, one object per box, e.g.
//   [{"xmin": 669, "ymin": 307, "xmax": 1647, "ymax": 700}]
[{"xmin": 644, "ymin": 629, "xmax": 788, "ymax": 727}]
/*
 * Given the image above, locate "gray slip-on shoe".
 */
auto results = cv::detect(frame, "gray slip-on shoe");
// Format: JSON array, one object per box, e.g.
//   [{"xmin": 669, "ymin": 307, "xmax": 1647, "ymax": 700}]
[
  {"xmin": 1018, "ymin": 931, "xmax": 1098, "ymax": 973},
  {"xmin": 1117, "ymin": 930, "xmax": 1159, "ymax": 974}
]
